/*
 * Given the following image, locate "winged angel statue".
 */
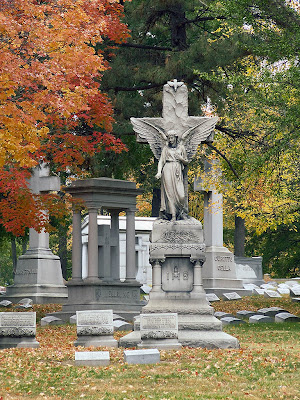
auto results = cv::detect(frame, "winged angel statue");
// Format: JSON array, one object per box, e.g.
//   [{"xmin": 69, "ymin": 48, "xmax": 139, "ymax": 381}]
[{"xmin": 131, "ymin": 116, "xmax": 218, "ymax": 221}]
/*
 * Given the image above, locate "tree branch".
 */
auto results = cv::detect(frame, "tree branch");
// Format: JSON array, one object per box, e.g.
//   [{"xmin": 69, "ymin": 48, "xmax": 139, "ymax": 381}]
[
  {"xmin": 204, "ymin": 142, "xmax": 240, "ymax": 178},
  {"xmin": 120, "ymin": 43, "xmax": 174, "ymax": 51}
]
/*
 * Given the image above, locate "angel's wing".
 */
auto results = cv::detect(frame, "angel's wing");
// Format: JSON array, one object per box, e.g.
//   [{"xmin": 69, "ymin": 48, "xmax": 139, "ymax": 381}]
[
  {"xmin": 130, "ymin": 117, "xmax": 167, "ymax": 160},
  {"xmin": 181, "ymin": 117, "xmax": 218, "ymax": 162}
]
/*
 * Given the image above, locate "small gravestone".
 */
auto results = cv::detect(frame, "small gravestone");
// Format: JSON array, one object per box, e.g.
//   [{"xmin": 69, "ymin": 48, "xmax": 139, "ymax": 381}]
[
  {"xmin": 278, "ymin": 283, "xmax": 290, "ymax": 289},
  {"xmin": 292, "ymin": 297, "xmax": 300, "ymax": 303},
  {"xmin": 275, "ymin": 312, "xmax": 300, "ymax": 323},
  {"xmin": 16, "ymin": 298, "xmax": 33, "ymax": 309},
  {"xmin": 253, "ymin": 288, "xmax": 265, "ymax": 296},
  {"xmin": 40, "ymin": 316, "xmax": 63, "ymax": 326},
  {"xmin": 222, "ymin": 292, "xmax": 242, "ymax": 301},
  {"xmin": 243, "ymin": 283, "xmax": 259, "ymax": 291},
  {"xmin": 0, "ymin": 312, "xmax": 39, "ymax": 349},
  {"xmin": 214, "ymin": 311, "xmax": 234, "ymax": 319},
  {"xmin": 75, "ymin": 351, "xmax": 110, "ymax": 366},
  {"xmin": 70, "ymin": 315, "xmax": 76, "ymax": 324},
  {"xmin": 113, "ymin": 314, "xmax": 125, "ymax": 321},
  {"xmin": 0, "ymin": 300, "xmax": 12, "ymax": 307},
  {"xmin": 276, "ymin": 288, "xmax": 290, "ymax": 296},
  {"xmin": 261, "ymin": 283, "xmax": 277, "ymax": 290},
  {"xmin": 74, "ymin": 310, "xmax": 117, "ymax": 348},
  {"xmin": 290, "ymin": 286, "xmax": 300, "ymax": 297},
  {"xmin": 138, "ymin": 313, "xmax": 181, "ymax": 350},
  {"xmin": 285, "ymin": 281, "xmax": 299, "ymax": 288},
  {"xmin": 249, "ymin": 315, "xmax": 273, "ymax": 324},
  {"xmin": 113, "ymin": 320, "xmax": 132, "ymax": 331},
  {"xmin": 206, "ymin": 293, "xmax": 220, "ymax": 302},
  {"xmin": 236, "ymin": 310, "xmax": 261, "ymax": 319},
  {"xmin": 140, "ymin": 284, "xmax": 152, "ymax": 294},
  {"xmin": 258, "ymin": 307, "xmax": 287, "ymax": 318},
  {"xmin": 264, "ymin": 290, "xmax": 281, "ymax": 298},
  {"xmin": 124, "ymin": 349, "xmax": 160, "ymax": 365},
  {"xmin": 220, "ymin": 317, "xmax": 246, "ymax": 326}
]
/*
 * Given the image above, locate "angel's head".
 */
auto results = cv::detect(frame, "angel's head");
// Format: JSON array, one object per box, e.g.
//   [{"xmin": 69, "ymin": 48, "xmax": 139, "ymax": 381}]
[{"xmin": 167, "ymin": 130, "xmax": 178, "ymax": 147}]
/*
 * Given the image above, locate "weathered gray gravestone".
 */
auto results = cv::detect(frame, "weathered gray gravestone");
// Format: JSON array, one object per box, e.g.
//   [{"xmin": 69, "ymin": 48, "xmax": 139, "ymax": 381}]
[
  {"xmin": 74, "ymin": 310, "xmax": 117, "ymax": 348},
  {"xmin": 124, "ymin": 349, "xmax": 160, "ymax": 365},
  {"xmin": 0, "ymin": 312, "xmax": 39, "ymax": 349},
  {"xmin": 4, "ymin": 164, "xmax": 67, "ymax": 304},
  {"xmin": 194, "ymin": 160, "xmax": 251, "ymax": 297},
  {"xmin": 120, "ymin": 80, "xmax": 239, "ymax": 349},
  {"xmin": 275, "ymin": 312, "xmax": 300, "ymax": 323},
  {"xmin": 138, "ymin": 313, "xmax": 181, "ymax": 350},
  {"xmin": 75, "ymin": 351, "xmax": 110, "ymax": 366}
]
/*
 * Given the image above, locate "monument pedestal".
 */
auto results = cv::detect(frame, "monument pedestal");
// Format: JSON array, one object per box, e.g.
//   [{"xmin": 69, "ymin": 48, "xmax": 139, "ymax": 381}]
[
  {"xmin": 4, "ymin": 248, "xmax": 67, "ymax": 304},
  {"xmin": 202, "ymin": 246, "xmax": 249, "ymax": 297},
  {"xmin": 120, "ymin": 219, "xmax": 239, "ymax": 349},
  {"xmin": 50, "ymin": 280, "xmax": 142, "ymax": 322},
  {"xmin": 3, "ymin": 165, "xmax": 67, "ymax": 304}
]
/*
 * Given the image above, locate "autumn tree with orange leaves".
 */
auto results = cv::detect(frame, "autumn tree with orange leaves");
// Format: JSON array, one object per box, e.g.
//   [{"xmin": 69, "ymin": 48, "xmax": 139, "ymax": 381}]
[{"xmin": 0, "ymin": 0, "xmax": 129, "ymax": 236}]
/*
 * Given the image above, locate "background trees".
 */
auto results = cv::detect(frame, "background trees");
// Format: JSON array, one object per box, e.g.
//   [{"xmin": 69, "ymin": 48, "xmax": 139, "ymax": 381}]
[
  {"xmin": 0, "ymin": 0, "xmax": 129, "ymax": 236},
  {"xmin": 101, "ymin": 0, "xmax": 300, "ymax": 275}
]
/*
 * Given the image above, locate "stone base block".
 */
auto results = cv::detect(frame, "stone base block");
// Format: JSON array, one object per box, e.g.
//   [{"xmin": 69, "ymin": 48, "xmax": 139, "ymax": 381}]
[
  {"xmin": 3, "ymin": 284, "xmax": 68, "ymax": 304},
  {"xmin": 119, "ymin": 329, "xmax": 239, "ymax": 349},
  {"xmin": 124, "ymin": 349, "xmax": 160, "ymax": 365},
  {"xmin": 137, "ymin": 339, "xmax": 182, "ymax": 350},
  {"xmin": 0, "ymin": 337, "xmax": 39, "ymax": 349},
  {"xmin": 56, "ymin": 280, "xmax": 143, "ymax": 322},
  {"xmin": 75, "ymin": 351, "xmax": 110, "ymax": 366},
  {"xmin": 74, "ymin": 335, "xmax": 118, "ymax": 348}
]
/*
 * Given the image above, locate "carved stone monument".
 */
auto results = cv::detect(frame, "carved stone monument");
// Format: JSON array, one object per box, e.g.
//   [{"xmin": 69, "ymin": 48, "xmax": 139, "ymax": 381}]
[
  {"xmin": 49, "ymin": 178, "xmax": 144, "ymax": 322},
  {"xmin": 4, "ymin": 165, "xmax": 67, "ymax": 304},
  {"xmin": 194, "ymin": 160, "xmax": 263, "ymax": 293},
  {"xmin": 120, "ymin": 81, "xmax": 239, "ymax": 348}
]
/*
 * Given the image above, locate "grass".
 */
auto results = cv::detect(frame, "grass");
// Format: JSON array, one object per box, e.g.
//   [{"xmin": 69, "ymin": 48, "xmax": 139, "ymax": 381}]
[{"xmin": 0, "ymin": 297, "xmax": 299, "ymax": 400}]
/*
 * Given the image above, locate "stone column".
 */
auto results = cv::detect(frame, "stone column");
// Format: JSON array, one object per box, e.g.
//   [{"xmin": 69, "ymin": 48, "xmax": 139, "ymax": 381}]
[
  {"xmin": 125, "ymin": 209, "xmax": 136, "ymax": 281},
  {"xmin": 150, "ymin": 258, "xmax": 164, "ymax": 292},
  {"xmin": 87, "ymin": 208, "xmax": 99, "ymax": 281},
  {"xmin": 191, "ymin": 258, "xmax": 204, "ymax": 294},
  {"xmin": 71, "ymin": 209, "xmax": 83, "ymax": 281},
  {"xmin": 110, "ymin": 210, "xmax": 120, "ymax": 280},
  {"xmin": 203, "ymin": 190, "xmax": 223, "ymax": 247}
]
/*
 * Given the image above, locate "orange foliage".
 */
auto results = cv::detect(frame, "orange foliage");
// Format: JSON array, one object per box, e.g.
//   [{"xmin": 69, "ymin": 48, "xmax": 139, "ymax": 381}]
[{"xmin": 0, "ymin": 0, "xmax": 129, "ymax": 235}]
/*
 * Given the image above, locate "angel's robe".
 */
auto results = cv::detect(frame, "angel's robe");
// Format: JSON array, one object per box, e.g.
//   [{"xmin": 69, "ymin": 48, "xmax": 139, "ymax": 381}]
[{"xmin": 158, "ymin": 143, "xmax": 187, "ymax": 218}]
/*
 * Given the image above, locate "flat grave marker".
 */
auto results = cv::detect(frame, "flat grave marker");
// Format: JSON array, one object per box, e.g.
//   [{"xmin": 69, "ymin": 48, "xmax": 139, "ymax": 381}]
[
  {"xmin": 124, "ymin": 349, "xmax": 160, "ymax": 365},
  {"xmin": 222, "ymin": 292, "xmax": 242, "ymax": 301},
  {"xmin": 75, "ymin": 351, "xmax": 110, "ymax": 366}
]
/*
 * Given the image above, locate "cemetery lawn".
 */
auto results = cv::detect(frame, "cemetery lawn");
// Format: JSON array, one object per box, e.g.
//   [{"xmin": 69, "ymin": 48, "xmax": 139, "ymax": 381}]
[{"xmin": 0, "ymin": 297, "xmax": 299, "ymax": 400}]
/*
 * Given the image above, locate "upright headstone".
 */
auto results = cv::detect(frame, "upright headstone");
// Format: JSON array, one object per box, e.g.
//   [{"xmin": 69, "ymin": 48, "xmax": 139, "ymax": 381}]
[
  {"xmin": 138, "ymin": 313, "xmax": 181, "ymax": 350},
  {"xmin": 120, "ymin": 80, "xmax": 239, "ymax": 349},
  {"xmin": 0, "ymin": 312, "xmax": 39, "ymax": 349},
  {"xmin": 74, "ymin": 310, "xmax": 117, "ymax": 347},
  {"xmin": 194, "ymin": 161, "xmax": 250, "ymax": 297},
  {"xmin": 4, "ymin": 164, "xmax": 67, "ymax": 304}
]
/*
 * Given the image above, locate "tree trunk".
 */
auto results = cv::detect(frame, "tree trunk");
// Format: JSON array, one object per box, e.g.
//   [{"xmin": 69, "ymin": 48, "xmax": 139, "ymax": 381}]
[
  {"xmin": 234, "ymin": 215, "xmax": 245, "ymax": 256},
  {"xmin": 169, "ymin": 4, "xmax": 187, "ymax": 50},
  {"xmin": 58, "ymin": 231, "xmax": 68, "ymax": 280},
  {"xmin": 151, "ymin": 188, "xmax": 161, "ymax": 217},
  {"xmin": 10, "ymin": 237, "xmax": 17, "ymax": 277}
]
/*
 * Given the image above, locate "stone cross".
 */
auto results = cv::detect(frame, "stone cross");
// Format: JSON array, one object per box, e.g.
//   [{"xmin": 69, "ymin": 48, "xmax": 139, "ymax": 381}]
[
  {"xmin": 28, "ymin": 164, "xmax": 60, "ymax": 250},
  {"xmin": 136, "ymin": 80, "xmax": 216, "ymax": 143}
]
